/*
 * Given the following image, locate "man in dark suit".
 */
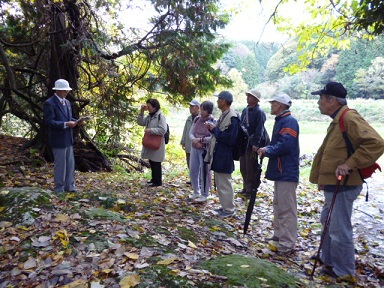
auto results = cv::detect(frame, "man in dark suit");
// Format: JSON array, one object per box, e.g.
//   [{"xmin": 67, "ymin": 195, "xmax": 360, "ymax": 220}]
[{"xmin": 43, "ymin": 79, "xmax": 82, "ymax": 193}]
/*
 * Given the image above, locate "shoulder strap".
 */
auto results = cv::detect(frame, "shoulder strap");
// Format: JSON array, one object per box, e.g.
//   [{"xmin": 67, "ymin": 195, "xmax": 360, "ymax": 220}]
[
  {"xmin": 339, "ymin": 108, "xmax": 350, "ymax": 132},
  {"xmin": 339, "ymin": 108, "xmax": 366, "ymax": 184}
]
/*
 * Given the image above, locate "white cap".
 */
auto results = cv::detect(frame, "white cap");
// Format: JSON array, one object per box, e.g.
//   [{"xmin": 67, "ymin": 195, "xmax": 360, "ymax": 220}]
[
  {"xmin": 189, "ymin": 99, "xmax": 201, "ymax": 106},
  {"xmin": 268, "ymin": 93, "xmax": 292, "ymax": 107},
  {"xmin": 52, "ymin": 79, "xmax": 72, "ymax": 91}
]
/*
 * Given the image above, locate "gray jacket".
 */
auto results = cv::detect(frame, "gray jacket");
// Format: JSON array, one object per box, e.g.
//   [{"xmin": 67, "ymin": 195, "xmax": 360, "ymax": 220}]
[{"xmin": 180, "ymin": 115, "xmax": 193, "ymax": 153}]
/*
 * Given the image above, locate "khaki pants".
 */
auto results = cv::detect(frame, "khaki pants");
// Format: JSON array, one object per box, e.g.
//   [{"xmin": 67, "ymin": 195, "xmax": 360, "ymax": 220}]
[
  {"xmin": 214, "ymin": 172, "xmax": 235, "ymax": 213},
  {"xmin": 273, "ymin": 181, "xmax": 298, "ymax": 248}
]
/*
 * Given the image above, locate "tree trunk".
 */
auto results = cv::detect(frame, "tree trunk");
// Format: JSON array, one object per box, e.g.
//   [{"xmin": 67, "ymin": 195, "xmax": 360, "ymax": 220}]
[{"xmin": 27, "ymin": 2, "xmax": 112, "ymax": 172}]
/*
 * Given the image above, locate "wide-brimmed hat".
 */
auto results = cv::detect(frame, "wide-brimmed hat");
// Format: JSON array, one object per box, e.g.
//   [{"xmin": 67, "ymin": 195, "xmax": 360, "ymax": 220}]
[
  {"xmin": 311, "ymin": 82, "xmax": 347, "ymax": 98},
  {"xmin": 246, "ymin": 89, "xmax": 261, "ymax": 100},
  {"xmin": 52, "ymin": 79, "xmax": 72, "ymax": 91},
  {"xmin": 268, "ymin": 93, "xmax": 292, "ymax": 107}
]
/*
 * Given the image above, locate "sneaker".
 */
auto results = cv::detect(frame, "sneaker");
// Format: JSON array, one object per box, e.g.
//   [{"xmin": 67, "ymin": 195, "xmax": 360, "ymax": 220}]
[
  {"xmin": 189, "ymin": 194, "xmax": 200, "ymax": 200},
  {"xmin": 218, "ymin": 210, "xmax": 235, "ymax": 218},
  {"xmin": 194, "ymin": 196, "xmax": 207, "ymax": 202}
]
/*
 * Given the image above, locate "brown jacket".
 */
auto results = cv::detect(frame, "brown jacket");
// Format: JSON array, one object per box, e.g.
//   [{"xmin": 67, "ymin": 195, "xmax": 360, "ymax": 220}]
[{"xmin": 310, "ymin": 105, "xmax": 384, "ymax": 185}]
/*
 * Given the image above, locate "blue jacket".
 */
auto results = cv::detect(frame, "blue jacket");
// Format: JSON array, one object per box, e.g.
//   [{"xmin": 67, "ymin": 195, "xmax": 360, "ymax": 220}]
[
  {"xmin": 264, "ymin": 110, "xmax": 300, "ymax": 182},
  {"xmin": 43, "ymin": 95, "xmax": 77, "ymax": 148},
  {"xmin": 210, "ymin": 113, "xmax": 240, "ymax": 174}
]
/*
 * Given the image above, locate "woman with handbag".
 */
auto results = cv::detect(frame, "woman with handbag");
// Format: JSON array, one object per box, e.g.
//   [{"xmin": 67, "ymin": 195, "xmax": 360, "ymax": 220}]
[{"xmin": 137, "ymin": 99, "xmax": 167, "ymax": 187}]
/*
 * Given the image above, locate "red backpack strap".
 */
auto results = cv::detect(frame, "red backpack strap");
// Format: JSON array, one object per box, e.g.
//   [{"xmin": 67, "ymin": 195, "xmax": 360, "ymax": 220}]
[{"xmin": 339, "ymin": 108, "xmax": 351, "ymax": 132}]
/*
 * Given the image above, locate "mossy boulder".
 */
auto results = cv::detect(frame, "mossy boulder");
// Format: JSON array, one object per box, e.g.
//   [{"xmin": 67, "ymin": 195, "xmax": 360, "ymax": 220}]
[
  {"xmin": 0, "ymin": 187, "xmax": 52, "ymax": 225},
  {"xmin": 200, "ymin": 254, "xmax": 301, "ymax": 287}
]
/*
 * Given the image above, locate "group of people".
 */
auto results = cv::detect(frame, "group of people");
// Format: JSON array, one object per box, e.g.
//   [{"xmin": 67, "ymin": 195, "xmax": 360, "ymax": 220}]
[{"xmin": 44, "ymin": 79, "xmax": 384, "ymax": 282}]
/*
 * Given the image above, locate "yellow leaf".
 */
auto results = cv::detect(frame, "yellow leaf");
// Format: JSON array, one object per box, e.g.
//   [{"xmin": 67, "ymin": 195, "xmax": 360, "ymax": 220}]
[
  {"xmin": 157, "ymin": 257, "xmax": 177, "ymax": 265},
  {"xmin": 54, "ymin": 229, "xmax": 70, "ymax": 248},
  {"xmin": 120, "ymin": 274, "xmax": 141, "ymax": 288},
  {"xmin": 0, "ymin": 207, "xmax": 5, "ymax": 212},
  {"xmin": 101, "ymin": 269, "xmax": 114, "ymax": 274},
  {"xmin": 188, "ymin": 240, "xmax": 197, "ymax": 249},
  {"xmin": 125, "ymin": 252, "xmax": 140, "ymax": 260}
]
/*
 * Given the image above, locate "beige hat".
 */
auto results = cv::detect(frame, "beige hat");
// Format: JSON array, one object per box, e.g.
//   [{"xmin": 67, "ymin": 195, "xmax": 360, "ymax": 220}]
[{"xmin": 246, "ymin": 89, "xmax": 261, "ymax": 100}]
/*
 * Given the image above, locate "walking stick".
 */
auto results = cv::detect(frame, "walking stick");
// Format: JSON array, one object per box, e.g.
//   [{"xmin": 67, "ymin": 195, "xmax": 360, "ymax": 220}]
[{"xmin": 310, "ymin": 175, "xmax": 343, "ymax": 278}]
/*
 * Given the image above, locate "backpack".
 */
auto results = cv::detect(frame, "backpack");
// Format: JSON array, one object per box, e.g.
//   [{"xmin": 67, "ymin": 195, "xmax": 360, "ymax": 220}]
[
  {"xmin": 233, "ymin": 124, "xmax": 248, "ymax": 161},
  {"xmin": 339, "ymin": 108, "xmax": 382, "ymax": 201},
  {"xmin": 158, "ymin": 114, "xmax": 170, "ymax": 144},
  {"xmin": 232, "ymin": 115, "xmax": 270, "ymax": 161}
]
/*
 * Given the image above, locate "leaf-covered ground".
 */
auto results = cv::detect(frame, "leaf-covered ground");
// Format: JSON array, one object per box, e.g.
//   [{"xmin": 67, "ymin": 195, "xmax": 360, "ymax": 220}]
[{"xmin": 0, "ymin": 134, "xmax": 383, "ymax": 287}]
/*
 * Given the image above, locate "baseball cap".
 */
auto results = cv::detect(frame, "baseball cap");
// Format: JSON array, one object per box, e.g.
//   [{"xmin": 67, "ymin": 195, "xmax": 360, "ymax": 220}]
[
  {"xmin": 268, "ymin": 93, "xmax": 292, "ymax": 107},
  {"xmin": 214, "ymin": 91, "xmax": 233, "ymax": 103},
  {"xmin": 246, "ymin": 89, "xmax": 261, "ymax": 100},
  {"xmin": 311, "ymin": 82, "xmax": 347, "ymax": 98},
  {"xmin": 52, "ymin": 79, "xmax": 72, "ymax": 91},
  {"xmin": 189, "ymin": 99, "xmax": 201, "ymax": 106}
]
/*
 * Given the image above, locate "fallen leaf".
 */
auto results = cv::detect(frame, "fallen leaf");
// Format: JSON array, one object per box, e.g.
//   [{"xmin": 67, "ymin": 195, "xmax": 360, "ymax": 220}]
[
  {"xmin": 120, "ymin": 274, "xmax": 141, "ymax": 288},
  {"xmin": 188, "ymin": 240, "xmax": 197, "ymax": 249},
  {"xmin": 61, "ymin": 279, "xmax": 88, "ymax": 288},
  {"xmin": 55, "ymin": 214, "xmax": 70, "ymax": 222},
  {"xmin": 157, "ymin": 257, "xmax": 177, "ymax": 265},
  {"xmin": 23, "ymin": 258, "xmax": 37, "ymax": 269}
]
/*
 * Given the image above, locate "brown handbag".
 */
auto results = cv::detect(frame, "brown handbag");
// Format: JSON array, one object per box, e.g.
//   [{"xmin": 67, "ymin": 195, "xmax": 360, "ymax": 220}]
[{"xmin": 142, "ymin": 131, "xmax": 162, "ymax": 150}]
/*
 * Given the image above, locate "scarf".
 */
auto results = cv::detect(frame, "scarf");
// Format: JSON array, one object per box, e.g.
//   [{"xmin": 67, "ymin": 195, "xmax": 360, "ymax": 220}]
[{"xmin": 193, "ymin": 115, "xmax": 212, "ymax": 138}]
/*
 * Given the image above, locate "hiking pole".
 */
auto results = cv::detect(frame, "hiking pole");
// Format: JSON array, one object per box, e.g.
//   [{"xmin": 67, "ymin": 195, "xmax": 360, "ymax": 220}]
[{"xmin": 310, "ymin": 175, "xmax": 342, "ymax": 279}]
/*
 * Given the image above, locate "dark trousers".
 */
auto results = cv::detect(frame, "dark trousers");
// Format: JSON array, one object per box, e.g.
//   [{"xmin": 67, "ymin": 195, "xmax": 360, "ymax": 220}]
[
  {"xmin": 186, "ymin": 152, "xmax": 191, "ymax": 169},
  {"xmin": 149, "ymin": 160, "xmax": 162, "ymax": 185}
]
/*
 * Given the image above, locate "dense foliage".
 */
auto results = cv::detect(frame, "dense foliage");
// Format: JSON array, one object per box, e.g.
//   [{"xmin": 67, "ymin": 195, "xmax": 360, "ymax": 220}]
[
  {"xmin": 0, "ymin": 0, "xmax": 231, "ymax": 168},
  {"xmin": 220, "ymin": 36, "xmax": 384, "ymax": 100}
]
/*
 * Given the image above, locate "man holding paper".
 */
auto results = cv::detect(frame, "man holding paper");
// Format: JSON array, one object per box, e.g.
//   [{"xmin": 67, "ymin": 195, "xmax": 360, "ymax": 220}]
[{"xmin": 43, "ymin": 79, "xmax": 87, "ymax": 194}]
